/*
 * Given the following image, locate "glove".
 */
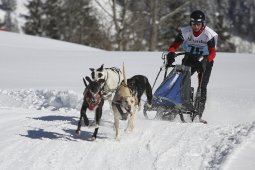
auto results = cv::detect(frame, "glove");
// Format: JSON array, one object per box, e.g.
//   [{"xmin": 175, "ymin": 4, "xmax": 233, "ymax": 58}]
[{"xmin": 166, "ymin": 52, "xmax": 176, "ymax": 67}]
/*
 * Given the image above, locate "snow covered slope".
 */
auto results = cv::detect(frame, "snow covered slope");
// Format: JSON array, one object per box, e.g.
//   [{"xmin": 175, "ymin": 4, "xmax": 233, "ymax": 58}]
[{"xmin": 0, "ymin": 32, "xmax": 255, "ymax": 170}]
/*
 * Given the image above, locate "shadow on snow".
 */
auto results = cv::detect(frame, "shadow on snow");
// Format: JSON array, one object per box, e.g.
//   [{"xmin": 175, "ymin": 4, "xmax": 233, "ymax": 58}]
[
  {"xmin": 32, "ymin": 115, "xmax": 77, "ymax": 126},
  {"xmin": 20, "ymin": 114, "xmax": 109, "ymax": 141}
]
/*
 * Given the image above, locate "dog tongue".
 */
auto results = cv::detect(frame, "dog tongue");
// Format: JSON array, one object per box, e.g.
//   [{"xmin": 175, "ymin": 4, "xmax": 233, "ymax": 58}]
[{"xmin": 88, "ymin": 104, "xmax": 95, "ymax": 110}]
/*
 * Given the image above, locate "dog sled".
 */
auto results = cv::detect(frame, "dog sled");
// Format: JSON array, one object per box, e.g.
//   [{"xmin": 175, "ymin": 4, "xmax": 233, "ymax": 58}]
[{"xmin": 143, "ymin": 52, "xmax": 207, "ymax": 123}]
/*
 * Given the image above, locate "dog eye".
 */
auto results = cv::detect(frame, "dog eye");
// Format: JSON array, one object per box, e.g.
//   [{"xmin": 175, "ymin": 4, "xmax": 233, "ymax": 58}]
[{"xmin": 98, "ymin": 73, "xmax": 103, "ymax": 78}]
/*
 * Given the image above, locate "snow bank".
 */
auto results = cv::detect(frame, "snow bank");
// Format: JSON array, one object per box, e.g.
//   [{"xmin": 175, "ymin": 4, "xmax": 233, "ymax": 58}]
[{"xmin": 0, "ymin": 89, "xmax": 83, "ymax": 111}]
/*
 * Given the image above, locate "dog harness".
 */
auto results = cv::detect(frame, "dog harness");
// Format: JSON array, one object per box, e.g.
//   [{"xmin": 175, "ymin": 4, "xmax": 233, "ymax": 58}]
[
  {"xmin": 85, "ymin": 90, "xmax": 103, "ymax": 111},
  {"xmin": 102, "ymin": 67, "xmax": 123, "ymax": 96},
  {"xmin": 113, "ymin": 100, "xmax": 129, "ymax": 120},
  {"xmin": 112, "ymin": 82, "xmax": 136, "ymax": 120},
  {"xmin": 112, "ymin": 98, "xmax": 134, "ymax": 120}
]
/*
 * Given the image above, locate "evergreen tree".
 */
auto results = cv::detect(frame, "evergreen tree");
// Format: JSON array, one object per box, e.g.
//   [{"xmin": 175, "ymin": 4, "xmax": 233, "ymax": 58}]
[
  {"xmin": 228, "ymin": 0, "xmax": 255, "ymax": 42},
  {"xmin": 43, "ymin": 0, "xmax": 62, "ymax": 39},
  {"xmin": 158, "ymin": 0, "xmax": 189, "ymax": 51},
  {"xmin": 124, "ymin": 0, "xmax": 189, "ymax": 51},
  {"xmin": 214, "ymin": 13, "xmax": 235, "ymax": 52},
  {"xmin": 61, "ymin": 0, "xmax": 111, "ymax": 49},
  {"xmin": 22, "ymin": 0, "xmax": 44, "ymax": 36},
  {"xmin": 23, "ymin": 0, "xmax": 62, "ymax": 39}
]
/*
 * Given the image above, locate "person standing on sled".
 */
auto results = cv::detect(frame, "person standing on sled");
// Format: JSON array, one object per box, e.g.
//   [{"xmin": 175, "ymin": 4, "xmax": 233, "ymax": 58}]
[{"xmin": 166, "ymin": 10, "xmax": 218, "ymax": 123}]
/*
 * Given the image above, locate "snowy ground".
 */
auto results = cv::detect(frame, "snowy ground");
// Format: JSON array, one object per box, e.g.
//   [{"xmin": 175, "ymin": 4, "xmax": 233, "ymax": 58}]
[{"xmin": 0, "ymin": 31, "xmax": 255, "ymax": 170}]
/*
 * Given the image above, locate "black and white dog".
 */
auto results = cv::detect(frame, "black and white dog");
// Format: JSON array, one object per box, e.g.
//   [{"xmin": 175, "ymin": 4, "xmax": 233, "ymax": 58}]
[
  {"xmin": 127, "ymin": 75, "xmax": 153, "ymax": 106},
  {"xmin": 76, "ymin": 76, "xmax": 105, "ymax": 141},
  {"xmin": 90, "ymin": 64, "xmax": 124, "ymax": 100}
]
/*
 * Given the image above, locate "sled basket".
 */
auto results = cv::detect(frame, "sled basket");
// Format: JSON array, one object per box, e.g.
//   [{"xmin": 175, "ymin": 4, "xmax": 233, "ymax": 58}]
[{"xmin": 152, "ymin": 65, "xmax": 194, "ymax": 110}]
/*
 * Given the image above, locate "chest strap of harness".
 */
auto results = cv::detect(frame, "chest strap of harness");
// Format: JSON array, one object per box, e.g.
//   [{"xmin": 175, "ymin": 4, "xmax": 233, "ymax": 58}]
[{"xmin": 112, "ymin": 101, "xmax": 129, "ymax": 120}]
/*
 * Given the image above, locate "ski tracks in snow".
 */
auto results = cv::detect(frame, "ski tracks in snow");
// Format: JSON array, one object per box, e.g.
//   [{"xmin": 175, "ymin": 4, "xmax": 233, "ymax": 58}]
[{"xmin": 132, "ymin": 121, "xmax": 255, "ymax": 170}]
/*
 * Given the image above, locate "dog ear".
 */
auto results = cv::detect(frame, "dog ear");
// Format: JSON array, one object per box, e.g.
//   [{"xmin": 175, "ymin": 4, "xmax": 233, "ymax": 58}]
[
  {"xmin": 85, "ymin": 76, "xmax": 92, "ymax": 84},
  {"xmin": 97, "ymin": 64, "xmax": 104, "ymax": 71},
  {"xmin": 89, "ymin": 68, "xmax": 94, "ymax": 72},
  {"xmin": 83, "ymin": 77, "xmax": 88, "ymax": 87}
]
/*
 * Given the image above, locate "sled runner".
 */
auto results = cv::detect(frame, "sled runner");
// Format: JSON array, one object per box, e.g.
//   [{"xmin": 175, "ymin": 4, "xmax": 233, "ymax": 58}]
[{"xmin": 144, "ymin": 52, "xmax": 207, "ymax": 123}]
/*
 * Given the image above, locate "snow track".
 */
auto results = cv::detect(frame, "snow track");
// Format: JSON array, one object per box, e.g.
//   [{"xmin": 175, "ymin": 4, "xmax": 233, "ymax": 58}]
[{"xmin": 0, "ymin": 89, "xmax": 254, "ymax": 170}]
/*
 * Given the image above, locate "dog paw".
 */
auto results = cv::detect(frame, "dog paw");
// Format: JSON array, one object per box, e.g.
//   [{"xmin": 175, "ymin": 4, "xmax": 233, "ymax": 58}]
[
  {"xmin": 199, "ymin": 118, "xmax": 208, "ymax": 124},
  {"xmin": 75, "ymin": 130, "xmax": 80, "ymax": 135},
  {"xmin": 88, "ymin": 136, "xmax": 96, "ymax": 141}
]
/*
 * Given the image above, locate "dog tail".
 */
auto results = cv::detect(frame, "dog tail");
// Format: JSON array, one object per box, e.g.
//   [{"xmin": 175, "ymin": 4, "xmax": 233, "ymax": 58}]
[
  {"xmin": 122, "ymin": 62, "xmax": 127, "ymax": 85},
  {"xmin": 145, "ymin": 77, "xmax": 153, "ymax": 105}
]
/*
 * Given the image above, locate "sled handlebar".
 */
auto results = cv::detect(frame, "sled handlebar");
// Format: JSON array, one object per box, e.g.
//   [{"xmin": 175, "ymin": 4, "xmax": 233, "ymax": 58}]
[
  {"xmin": 175, "ymin": 52, "xmax": 187, "ymax": 57},
  {"xmin": 161, "ymin": 52, "xmax": 186, "ymax": 60},
  {"xmin": 153, "ymin": 52, "xmax": 187, "ymax": 89},
  {"xmin": 161, "ymin": 52, "xmax": 186, "ymax": 68}
]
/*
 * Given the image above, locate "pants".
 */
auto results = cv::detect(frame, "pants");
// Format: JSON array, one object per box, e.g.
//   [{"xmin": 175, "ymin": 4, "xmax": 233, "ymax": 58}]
[{"xmin": 182, "ymin": 55, "xmax": 214, "ymax": 117}]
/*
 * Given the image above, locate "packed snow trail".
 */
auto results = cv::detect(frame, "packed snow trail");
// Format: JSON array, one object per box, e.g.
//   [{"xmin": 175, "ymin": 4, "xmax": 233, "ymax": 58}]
[{"xmin": 0, "ymin": 90, "xmax": 254, "ymax": 170}]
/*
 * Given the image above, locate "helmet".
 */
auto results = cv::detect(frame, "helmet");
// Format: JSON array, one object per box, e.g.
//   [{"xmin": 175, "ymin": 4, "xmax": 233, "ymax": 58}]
[{"xmin": 190, "ymin": 10, "xmax": 205, "ymax": 24}]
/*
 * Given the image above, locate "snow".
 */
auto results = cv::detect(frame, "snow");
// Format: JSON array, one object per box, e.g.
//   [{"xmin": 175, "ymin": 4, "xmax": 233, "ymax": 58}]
[{"xmin": 0, "ymin": 31, "xmax": 255, "ymax": 170}]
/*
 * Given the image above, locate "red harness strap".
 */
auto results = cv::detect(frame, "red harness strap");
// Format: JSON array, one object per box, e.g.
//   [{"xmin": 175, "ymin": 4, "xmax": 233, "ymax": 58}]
[{"xmin": 85, "ymin": 91, "xmax": 102, "ymax": 111}]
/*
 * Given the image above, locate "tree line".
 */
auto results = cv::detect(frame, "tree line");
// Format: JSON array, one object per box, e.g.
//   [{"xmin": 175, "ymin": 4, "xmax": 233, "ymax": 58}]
[{"xmin": 0, "ymin": 0, "xmax": 254, "ymax": 52}]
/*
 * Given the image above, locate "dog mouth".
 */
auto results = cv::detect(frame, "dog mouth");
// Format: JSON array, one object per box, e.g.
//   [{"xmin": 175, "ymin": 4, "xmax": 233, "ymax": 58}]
[{"xmin": 125, "ymin": 106, "xmax": 131, "ymax": 113}]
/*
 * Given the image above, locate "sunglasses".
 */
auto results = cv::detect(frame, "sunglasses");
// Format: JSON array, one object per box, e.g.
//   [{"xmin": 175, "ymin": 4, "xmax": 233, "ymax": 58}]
[{"xmin": 191, "ymin": 22, "xmax": 202, "ymax": 26}]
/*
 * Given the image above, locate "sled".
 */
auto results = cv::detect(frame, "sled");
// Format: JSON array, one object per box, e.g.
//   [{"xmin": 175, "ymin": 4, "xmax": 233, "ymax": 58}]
[{"xmin": 143, "ymin": 52, "xmax": 205, "ymax": 123}]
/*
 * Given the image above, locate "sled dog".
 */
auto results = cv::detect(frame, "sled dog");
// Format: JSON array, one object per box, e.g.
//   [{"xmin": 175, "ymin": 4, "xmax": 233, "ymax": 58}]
[
  {"xmin": 112, "ymin": 64, "xmax": 138, "ymax": 140},
  {"xmin": 76, "ymin": 76, "xmax": 105, "ymax": 141},
  {"xmin": 90, "ymin": 64, "xmax": 124, "ymax": 100},
  {"xmin": 127, "ymin": 75, "xmax": 153, "ymax": 107}
]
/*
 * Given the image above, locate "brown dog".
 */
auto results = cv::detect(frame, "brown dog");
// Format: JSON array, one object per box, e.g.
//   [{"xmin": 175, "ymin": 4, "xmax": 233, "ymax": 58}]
[{"xmin": 112, "ymin": 64, "xmax": 138, "ymax": 140}]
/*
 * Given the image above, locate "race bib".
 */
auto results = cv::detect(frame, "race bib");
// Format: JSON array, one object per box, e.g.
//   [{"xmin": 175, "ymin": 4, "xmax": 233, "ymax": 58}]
[{"xmin": 182, "ymin": 43, "xmax": 209, "ymax": 56}]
